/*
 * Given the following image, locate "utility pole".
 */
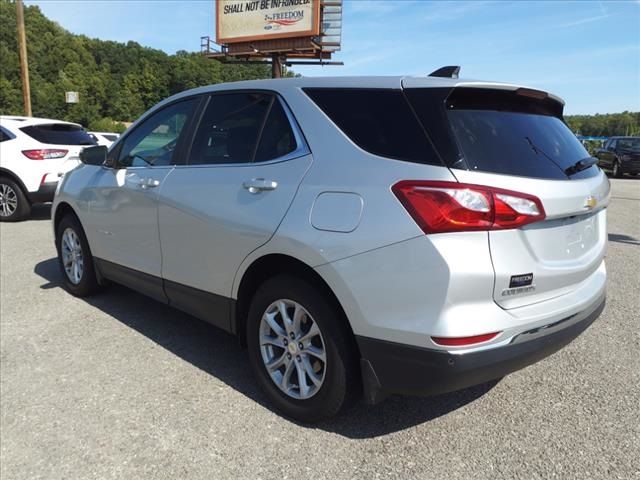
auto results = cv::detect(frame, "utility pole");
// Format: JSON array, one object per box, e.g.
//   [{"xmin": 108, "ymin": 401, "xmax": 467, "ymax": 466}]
[{"xmin": 16, "ymin": 0, "xmax": 32, "ymax": 116}]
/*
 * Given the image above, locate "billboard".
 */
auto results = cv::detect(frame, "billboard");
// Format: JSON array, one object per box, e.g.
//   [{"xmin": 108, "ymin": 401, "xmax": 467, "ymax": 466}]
[{"xmin": 216, "ymin": 0, "xmax": 321, "ymax": 44}]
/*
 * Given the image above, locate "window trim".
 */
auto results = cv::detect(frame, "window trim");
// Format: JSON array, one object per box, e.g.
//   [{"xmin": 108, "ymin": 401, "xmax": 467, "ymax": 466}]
[
  {"xmin": 179, "ymin": 89, "xmax": 310, "ymax": 169},
  {"xmin": 111, "ymin": 95, "xmax": 206, "ymax": 170}
]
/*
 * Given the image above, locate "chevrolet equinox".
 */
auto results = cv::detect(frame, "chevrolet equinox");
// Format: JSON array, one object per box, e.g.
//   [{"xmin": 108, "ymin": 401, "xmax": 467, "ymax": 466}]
[{"xmin": 52, "ymin": 70, "xmax": 608, "ymax": 421}]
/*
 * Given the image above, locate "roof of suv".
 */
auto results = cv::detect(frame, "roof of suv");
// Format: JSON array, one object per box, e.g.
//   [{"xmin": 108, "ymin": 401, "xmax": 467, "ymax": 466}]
[
  {"xmin": 159, "ymin": 75, "xmax": 564, "ymax": 112},
  {"xmin": 0, "ymin": 116, "xmax": 82, "ymax": 128}
]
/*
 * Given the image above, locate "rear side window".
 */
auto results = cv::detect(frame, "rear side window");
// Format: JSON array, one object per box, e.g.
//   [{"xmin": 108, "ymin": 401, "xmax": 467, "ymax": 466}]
[
  {"xmin": 303, "ymin": 88, "xmax": 441, "ymax": 165},
  {"xmin": 20, "ymin": 123, "xmax": 96, "ymax": 146},
  {"xmin": 189, "ymin": 93, "xmax": 272, "ymax": 165},
  {"xmin": 254, "ymin": 99, "xmax": 297, "ymax": 162},
  {"xmin": 0, "ymin": 126, "xmax": 15, "ymax": 142},
  {"xmin": 406, "ymin": 88, "xmax": 597, "ymax": 180}
]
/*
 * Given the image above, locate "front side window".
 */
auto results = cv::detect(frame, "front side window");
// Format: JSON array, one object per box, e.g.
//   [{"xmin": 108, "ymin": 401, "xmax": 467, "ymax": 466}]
[
  {"xmin": 118, "ymin": 99, "xmax": 197, "ymax": 167},
  {"xmin": 188, "ymin": 93, "xmax": 273, "ymax": 165}
]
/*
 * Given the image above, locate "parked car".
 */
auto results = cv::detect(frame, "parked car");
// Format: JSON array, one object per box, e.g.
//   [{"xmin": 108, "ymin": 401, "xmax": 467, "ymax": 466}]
[
  {"xmin": 0, "ymin": 116, "xmax": 96, "ymax": 221},
  {"xmin": 52, "ymin": 71, "xmax": 609, "ymax": 421},
  {"xmin": 89, "ymin": 131, "xmax": 120, "ymax": 147},
  {"xmin": 595, "ymin": 136, "xmax": 640, "ymax": 177}
]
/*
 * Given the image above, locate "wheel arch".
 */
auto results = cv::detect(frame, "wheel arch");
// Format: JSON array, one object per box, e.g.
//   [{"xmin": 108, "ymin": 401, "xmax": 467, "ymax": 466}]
[
  {"xmin": 53, "ymin": 201, "xmax": 80, "ymax": 234},
  {"xmin": 234, "ymin": 253, "xmax": 358, "ymax": 353},
  {"xmin": 0, "ymin": 167, "xmax": 30, "ymax": 200}
]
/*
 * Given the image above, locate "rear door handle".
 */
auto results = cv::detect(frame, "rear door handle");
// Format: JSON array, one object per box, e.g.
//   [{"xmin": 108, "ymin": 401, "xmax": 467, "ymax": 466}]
[
  {"xmin": 242, "ymin": 178, "xmax": 278, "ymax": 194},
  {"xmin": 138, "ymin": 178, "xmax": 160, "ymax": 190}
]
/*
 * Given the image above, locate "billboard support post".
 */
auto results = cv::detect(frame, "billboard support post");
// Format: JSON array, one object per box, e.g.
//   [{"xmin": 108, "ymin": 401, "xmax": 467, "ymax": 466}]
[{"xmin": 271, "ymin": 54, "xmax": 282, "ymax": 79}]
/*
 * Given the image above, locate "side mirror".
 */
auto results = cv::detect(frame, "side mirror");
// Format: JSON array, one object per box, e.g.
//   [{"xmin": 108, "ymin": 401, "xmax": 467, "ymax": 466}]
[{"xmin": 80, "ymin": 145, "xmax": 108, "ymax": 166}]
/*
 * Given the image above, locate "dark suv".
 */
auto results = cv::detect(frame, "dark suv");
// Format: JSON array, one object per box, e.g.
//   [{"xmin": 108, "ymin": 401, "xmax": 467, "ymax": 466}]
[{"xmin": 596, "ymin": 136, "xmax": 640, "ymax": 177}]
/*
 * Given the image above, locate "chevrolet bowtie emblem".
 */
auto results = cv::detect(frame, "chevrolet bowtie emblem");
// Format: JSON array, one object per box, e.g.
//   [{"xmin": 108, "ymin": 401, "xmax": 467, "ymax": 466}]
[{"xmin": 584, "ymin": 196, "xmax": 597, "ymax": 209}]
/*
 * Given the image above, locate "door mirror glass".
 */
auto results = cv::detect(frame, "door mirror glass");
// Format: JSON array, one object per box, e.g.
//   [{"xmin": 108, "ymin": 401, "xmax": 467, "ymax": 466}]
[{"xmin": 80, "ymin": 145, "xmax": 108, "ymax": 166}]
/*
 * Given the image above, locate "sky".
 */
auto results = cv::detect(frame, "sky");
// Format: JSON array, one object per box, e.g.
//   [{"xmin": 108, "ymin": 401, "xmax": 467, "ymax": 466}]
[{"xmin": 26, "ymin": 0, "xmax": 640, "ymax": 115}]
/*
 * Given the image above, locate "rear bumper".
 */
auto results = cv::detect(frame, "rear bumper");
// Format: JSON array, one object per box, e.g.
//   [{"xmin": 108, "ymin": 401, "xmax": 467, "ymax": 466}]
[
  {"xmin": 357, "ymin": 293, "xmax": 605, "ymax": 402},
  {"xmin": 27, "ymin": 182, "xmax": 57, "ymax": 204}
]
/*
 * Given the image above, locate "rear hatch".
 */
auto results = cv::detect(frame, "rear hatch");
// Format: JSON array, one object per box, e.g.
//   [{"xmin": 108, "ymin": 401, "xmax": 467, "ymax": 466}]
[
  {"xmin": 404, "ymin": 83, "xmax": 610, "ymax": 309},
  {"xmin": 20, "ymin": 122, "xmax": 96, "ymax": 172}
]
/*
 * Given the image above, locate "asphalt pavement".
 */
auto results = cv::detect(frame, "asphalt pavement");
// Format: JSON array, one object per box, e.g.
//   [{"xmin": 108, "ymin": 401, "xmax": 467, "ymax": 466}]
[{"xmin": 1, "ymin": 178, "xmax": 639, "ymax": 479}]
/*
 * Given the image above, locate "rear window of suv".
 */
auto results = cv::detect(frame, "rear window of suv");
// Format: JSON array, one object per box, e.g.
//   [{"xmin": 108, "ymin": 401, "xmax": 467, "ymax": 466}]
[
  {"xmin": 406, "ymin": 88, "xmax": 598, "ymax": 180},
  {"xmin": 303, "ymin": 88, "xmax": 442, "ymax": 166},
  {"xmin": 21, "ymin": 123, "xmax": 96, "ymax": 146}
]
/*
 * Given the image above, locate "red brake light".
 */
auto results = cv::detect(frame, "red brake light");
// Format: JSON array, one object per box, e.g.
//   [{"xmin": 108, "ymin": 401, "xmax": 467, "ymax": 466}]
[
  {"xmin": 392, "ymin": 181, "xmax": 545, "ymax": 233},
  {"xmin": 22, "ymin": 149, "xmax": 68, "ymax": 160},
  {"xmin": 431, "ymin": 332, "xmax": 500, "ymax": 346}
]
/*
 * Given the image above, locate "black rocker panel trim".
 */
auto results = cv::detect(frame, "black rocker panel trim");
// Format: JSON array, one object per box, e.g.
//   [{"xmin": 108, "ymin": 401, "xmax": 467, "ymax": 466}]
[{"xmin": 94, "ymin": 258, "xmax": 234, "ymax": 333}]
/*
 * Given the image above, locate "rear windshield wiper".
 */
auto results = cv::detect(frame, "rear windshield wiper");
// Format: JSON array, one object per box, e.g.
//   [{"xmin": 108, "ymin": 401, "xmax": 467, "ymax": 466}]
[{"xmin": 564, "ymin": 157, "xmax": 598, "ymax": 176}]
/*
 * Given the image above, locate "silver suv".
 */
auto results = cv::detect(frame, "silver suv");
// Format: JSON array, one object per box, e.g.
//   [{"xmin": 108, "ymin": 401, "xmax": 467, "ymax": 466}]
[{"xmin": 53, "ymin": 71, "xmax": 608, "ymax": 421}]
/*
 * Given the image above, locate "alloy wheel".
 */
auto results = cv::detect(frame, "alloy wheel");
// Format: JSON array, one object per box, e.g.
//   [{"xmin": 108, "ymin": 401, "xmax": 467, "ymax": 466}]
[
  {"xmin": 259, "ymin": 299, "xmax": 327, "ymax": 400},
  {"xmin": 0, "ymin": 183, "xmax": 18, "ymax": 217},
  {"xmin": 61, "ymin": 228, "xmax": 84, "ymax": 285}
]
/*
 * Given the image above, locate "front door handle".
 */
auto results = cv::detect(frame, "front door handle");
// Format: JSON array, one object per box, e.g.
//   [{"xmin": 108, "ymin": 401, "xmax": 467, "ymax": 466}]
[
  {"xmin": 242, "ymin": 178, "xmax": 278, "ymax": 194},
  {"xmin": 138, "ymin": 178, "xmax": 160, "ymax": 190}
]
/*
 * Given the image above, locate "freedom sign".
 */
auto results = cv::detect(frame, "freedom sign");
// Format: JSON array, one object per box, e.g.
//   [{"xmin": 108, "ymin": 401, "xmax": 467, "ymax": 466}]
[{"xmin": 216, "ymin": 0, "xmax": 321, "ymax": 44}]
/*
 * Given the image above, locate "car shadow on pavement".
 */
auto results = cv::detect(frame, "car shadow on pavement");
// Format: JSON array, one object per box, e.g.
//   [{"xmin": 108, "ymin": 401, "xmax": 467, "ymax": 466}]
[
  {"xmin": 608, "ymin": 233, "xmax": 640, "ymax": 246},
  {"xmin": 34, "ymin": 257, "xmax": 498, "ymax": 439}
]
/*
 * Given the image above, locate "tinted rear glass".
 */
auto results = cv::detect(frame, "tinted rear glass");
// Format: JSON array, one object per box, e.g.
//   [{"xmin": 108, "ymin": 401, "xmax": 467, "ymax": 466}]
[
  {"xmin": 448, "ymin": 110, "xmax": 595, "ymax": 179},
  {"xmin": 406, "ymin": 88, "xmax": 597, "ymax": 180},
  {"xmin": 21, "ymin": 124, "xmax": 96, "ymax": 146},
  {"xmin": 304, "ymin": 88, "xmax": 441, "ymax": 165}
]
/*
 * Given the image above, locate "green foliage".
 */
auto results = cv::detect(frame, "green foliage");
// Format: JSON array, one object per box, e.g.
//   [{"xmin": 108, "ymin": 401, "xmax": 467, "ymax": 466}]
[
  {"xmin": 0, "ymin": 0, "xmax": 272, "ymax": 127},
  {"xmin": 565, "ymin": 112, "xmax": 640, "ymax": 137},
  {"xmin": 88, "ymin": 117, "xmax": 127, "ymax": 134}
]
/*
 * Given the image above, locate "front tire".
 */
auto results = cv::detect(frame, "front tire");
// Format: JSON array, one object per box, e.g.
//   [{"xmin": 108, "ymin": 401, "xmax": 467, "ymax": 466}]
[
  {"xmin": 0, "ymin": 177, "xmax": 31, "ymax": 222},
  {"xmin": 246, "ymin": 275, "xmax": 359, "ymax": 422},
  {"xmin": 55, "ymin": 214, "xmax": 102, "ymax": 297}
]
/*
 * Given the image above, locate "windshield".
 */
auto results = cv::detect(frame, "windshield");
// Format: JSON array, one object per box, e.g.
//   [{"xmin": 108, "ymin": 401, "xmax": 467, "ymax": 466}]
[
  {"xmin": 447, "ymin": 110, "xmax": 596, "ymax": 179},
  {"xmin": 617, "ymin": 138, "xmax": 640, "ymax": 152}
]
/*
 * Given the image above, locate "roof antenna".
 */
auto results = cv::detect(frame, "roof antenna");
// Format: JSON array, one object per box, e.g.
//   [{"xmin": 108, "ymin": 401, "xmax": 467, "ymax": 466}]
[{"xmin": 429, "ymin": 66, "xmax": 461, "ymax": 79}]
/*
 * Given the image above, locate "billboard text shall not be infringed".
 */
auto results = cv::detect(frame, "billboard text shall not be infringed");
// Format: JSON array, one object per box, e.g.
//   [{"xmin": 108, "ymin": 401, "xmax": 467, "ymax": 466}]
[{"xmin": 216, "ymin": 0, "xmax": 320, "ymax": 44}]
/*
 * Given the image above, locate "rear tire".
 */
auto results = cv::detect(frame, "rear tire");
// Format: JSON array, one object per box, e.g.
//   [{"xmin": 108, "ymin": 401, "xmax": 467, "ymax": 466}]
[
  {"xmin": 612, "ymin": 160, "xmax": 623, "ymax": 178},
  {"xmin": 246, "ymin": 275, "xmax": 360, "ymax": 422},
  {"xmin": 0, "ymin": 177, "xmax": 31, "ymax": 222},
  {"xmin": 55, "ymin": 214, "xmax": 102, "ymax": 297}
]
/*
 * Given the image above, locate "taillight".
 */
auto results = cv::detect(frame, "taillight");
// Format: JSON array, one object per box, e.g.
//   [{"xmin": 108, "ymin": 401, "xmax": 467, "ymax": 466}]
[
  {"xmin": 431, "ymin": 332, "xmax": 500, "ymax": 347},
  {"xmin": 392, "ymin": 181, "xmax": 545, "ymax": 233},
  {"xmin": 21, "ymin": 149, "xmax": 68, "ymax": 160}
]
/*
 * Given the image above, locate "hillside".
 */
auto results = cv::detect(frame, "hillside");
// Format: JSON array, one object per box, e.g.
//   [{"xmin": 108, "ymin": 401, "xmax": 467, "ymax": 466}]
[{"xmin": 0, "ymin": 0, "xmax": 272, "ymax": 131}]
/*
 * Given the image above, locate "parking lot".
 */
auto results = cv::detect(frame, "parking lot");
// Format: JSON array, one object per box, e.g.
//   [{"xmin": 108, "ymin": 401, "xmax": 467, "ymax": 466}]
[{"xmin": 0, "ymin": 178, "xmax": 638, "ymax": 479}]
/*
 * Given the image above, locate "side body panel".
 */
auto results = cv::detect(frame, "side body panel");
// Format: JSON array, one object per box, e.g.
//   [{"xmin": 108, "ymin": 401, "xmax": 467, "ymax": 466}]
[
  {"xmin": 158, "ymin": 154, "xmax": 313, "ymax": 298},
  {"xmin": 66, "ymin": 165, "xmax": 173, "ymax": 277}
]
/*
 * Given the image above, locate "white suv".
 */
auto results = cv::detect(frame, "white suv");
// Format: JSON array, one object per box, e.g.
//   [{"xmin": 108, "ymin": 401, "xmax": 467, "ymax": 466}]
[
  {"xmin": 0, "ymin": 116, "xmax": 96, "ymax": 221},
  {"xmin": 52, "ymin": 72, "xmax": 608, "ymax": 421}
]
